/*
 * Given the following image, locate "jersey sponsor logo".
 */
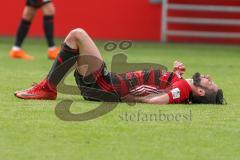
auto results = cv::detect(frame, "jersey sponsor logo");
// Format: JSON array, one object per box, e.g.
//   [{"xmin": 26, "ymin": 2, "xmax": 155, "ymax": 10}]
[{"xmin": 171, "ymin": 88, "xmax": 180, "ymax": 99}]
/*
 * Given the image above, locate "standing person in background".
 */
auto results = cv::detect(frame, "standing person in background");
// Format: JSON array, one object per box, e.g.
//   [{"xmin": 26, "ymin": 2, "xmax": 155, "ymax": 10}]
[{"xmin": 9, "ymin": 0, "xmax": 59, "ymax": 60}]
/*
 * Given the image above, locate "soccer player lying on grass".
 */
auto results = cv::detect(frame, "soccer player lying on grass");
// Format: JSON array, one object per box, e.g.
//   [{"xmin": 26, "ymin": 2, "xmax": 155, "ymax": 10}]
[{"xmin": 14, "ymin": 28, "xmax": 224, "ymax": 104}]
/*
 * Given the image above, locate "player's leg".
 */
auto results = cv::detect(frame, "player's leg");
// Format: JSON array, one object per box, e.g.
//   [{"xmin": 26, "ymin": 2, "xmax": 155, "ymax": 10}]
[
  {"xmin": 14, "ymin": 28, "xmax": 103, "ymax": 100},
  {"xmin": 9, "ymin": 5, "xmax": 36, "ymax": 60},
  {"xmin": 41, "ymin": 1, "xmax": 59, "ymax": 59},
  {"xmin": 47, "ymin": 28, "xmax": 104, "ymax": 86},
  {"xmin": 66, "ymin": 28, "xmax": 104, "ymax": 76}
]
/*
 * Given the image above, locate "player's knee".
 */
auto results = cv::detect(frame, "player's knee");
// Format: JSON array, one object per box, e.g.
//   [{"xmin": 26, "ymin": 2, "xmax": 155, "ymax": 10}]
[
  {"xmin": 22, "ymin": 7, "xmax": 36, "ymax": 21},
  {"xmin": 45, "ymin": 8, "xmax": 55, "ymax": 15},
  {"xmin": 69, "ymin": 28, "xmax": 87, "ymax": 40},
  {"xmin": 42, "ymin": 3, "xmax": 56, "ymax": 15}
]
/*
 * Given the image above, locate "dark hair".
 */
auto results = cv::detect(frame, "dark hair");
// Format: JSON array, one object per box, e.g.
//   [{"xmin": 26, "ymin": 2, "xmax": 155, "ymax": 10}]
[
  {"xmin": 191, "ymin": 89, "xmax": 224, "ymax": 104},
  {"xmin": 216, "ymin": 89, "xmax": 225, "ymax": 104},
  {"xmin": 192, "ymin": 72, "xmax": 201, "ymax": 86}
]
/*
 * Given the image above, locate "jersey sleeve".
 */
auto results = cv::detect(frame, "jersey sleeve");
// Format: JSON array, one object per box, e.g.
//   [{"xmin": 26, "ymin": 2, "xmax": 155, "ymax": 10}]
[{"xmin": 167, "ymin": 80, "xmax": 191, "ymax": 104}]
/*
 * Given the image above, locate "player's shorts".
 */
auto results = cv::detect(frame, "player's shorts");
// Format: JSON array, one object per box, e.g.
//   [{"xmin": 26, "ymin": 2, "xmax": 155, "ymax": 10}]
[
  {"xmin": 26, "ymin": 0, "xmax": 52, "ymax": 8},
  {"xmin": 74, "ymin": 63, "xmax": 121, "ymax": 102}
]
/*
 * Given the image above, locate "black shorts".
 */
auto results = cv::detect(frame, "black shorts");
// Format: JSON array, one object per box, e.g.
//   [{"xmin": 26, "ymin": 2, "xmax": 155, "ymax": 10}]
[
  {"xmin": 74, "ymin": 63, "xmax": 120, "ymax": 102},
  {"xmin": 26, "ymin": 0, "xmax": 52, "ymax": 8}
]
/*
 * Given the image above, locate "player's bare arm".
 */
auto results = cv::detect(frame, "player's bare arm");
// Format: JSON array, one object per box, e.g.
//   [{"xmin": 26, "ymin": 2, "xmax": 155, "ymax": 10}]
[{"xmin": 122, "ymin": 93, "xmax": 170, "ymax": 105}]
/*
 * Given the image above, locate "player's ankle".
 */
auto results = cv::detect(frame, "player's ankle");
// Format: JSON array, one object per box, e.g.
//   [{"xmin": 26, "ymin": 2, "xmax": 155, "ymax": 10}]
[
  {"xmin": 45, "ymin": 79, "xmax": 57, "ymax": 90},
  {"xmin": 12, "ymin": 46, "xmax": 21, "ymax": 51},
  {"xmin": 48, "ymin": 46, "xmax": 56, "ymax": 51}
]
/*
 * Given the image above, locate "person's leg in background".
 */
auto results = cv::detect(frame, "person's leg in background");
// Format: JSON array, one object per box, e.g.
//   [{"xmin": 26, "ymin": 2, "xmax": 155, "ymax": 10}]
[
  {"xmin": 42, "ymin": 1, "xmax": 60, "ymax": 60},
  {"xmin": 9, "ymin": 5, "xmax": 36, "ymax": 60}
]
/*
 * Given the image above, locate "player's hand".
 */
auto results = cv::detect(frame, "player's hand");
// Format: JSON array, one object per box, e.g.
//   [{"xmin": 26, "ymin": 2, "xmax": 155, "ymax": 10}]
[
  {"xmin": 121, "ymin": 94, "xmax": 137, "ymax": 106},
  {"xmin": 173, "ymin": 60, "xmax": 186, "ymax": 78},
  {"xmin": 121, "ymin": 94, "xmax": 136, "ymax": 102}
]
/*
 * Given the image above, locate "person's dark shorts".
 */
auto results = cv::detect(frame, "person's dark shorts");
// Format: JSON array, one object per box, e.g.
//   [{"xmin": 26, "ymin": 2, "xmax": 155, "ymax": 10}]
[
  {"xmin": 74, "ymin": 63, "xmax": 120, "ymax": 102},
  {"xmin": 26, "ymin": 0, "xmax": 52, "ymax": 8}
]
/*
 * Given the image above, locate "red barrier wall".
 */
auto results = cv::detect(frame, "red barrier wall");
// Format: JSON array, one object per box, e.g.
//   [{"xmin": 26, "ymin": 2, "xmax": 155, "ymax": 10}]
[
  {"xmin": 1, "ymin": 0, "xmax": 240, "ymax": 43},
  {"xmin": 0, "ymin": 0, "xmax": 161, "ymax": 41},
  {"xmin": 168, "ymin": 0, "xmax": 240, "ymax": 44}
]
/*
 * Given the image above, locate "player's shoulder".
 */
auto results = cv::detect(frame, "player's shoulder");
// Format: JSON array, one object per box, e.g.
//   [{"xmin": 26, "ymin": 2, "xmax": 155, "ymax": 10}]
[
  {"xmin": 161, "ymin": 71, "xmax": 182, "ymax": 84},
  {"xmin": 168, "ymin": 79, "xmax": 192, "ymax": 104},
  {"xmin": 172, "ymin": 79, "xmax": 191, "ymax": 95},
  {"xmin": 172, "ymin": 78, "xmax": 189, "ymax": 87}
]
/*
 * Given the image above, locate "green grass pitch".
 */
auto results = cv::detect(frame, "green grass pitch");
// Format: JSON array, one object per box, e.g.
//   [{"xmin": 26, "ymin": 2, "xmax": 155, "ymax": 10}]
[{"xmin": 0, "ymin": 37, "xmax": 240, "ymax": 160}]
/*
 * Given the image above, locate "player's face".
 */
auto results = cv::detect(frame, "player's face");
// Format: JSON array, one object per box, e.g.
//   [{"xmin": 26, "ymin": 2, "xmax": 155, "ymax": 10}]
[
  {"xmin": 192, "ymin": 72, "xmax": 218, "ymax": 92},
  {"xmin": 199, "ymin": 75, "xmax": 218, "ymax": 92}
]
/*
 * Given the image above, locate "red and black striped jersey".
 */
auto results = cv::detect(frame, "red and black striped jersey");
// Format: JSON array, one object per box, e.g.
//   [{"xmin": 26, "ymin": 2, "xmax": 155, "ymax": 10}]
[{"xmin": 95, "ymin": 68, "xmax": 192, "ymax": 104}]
